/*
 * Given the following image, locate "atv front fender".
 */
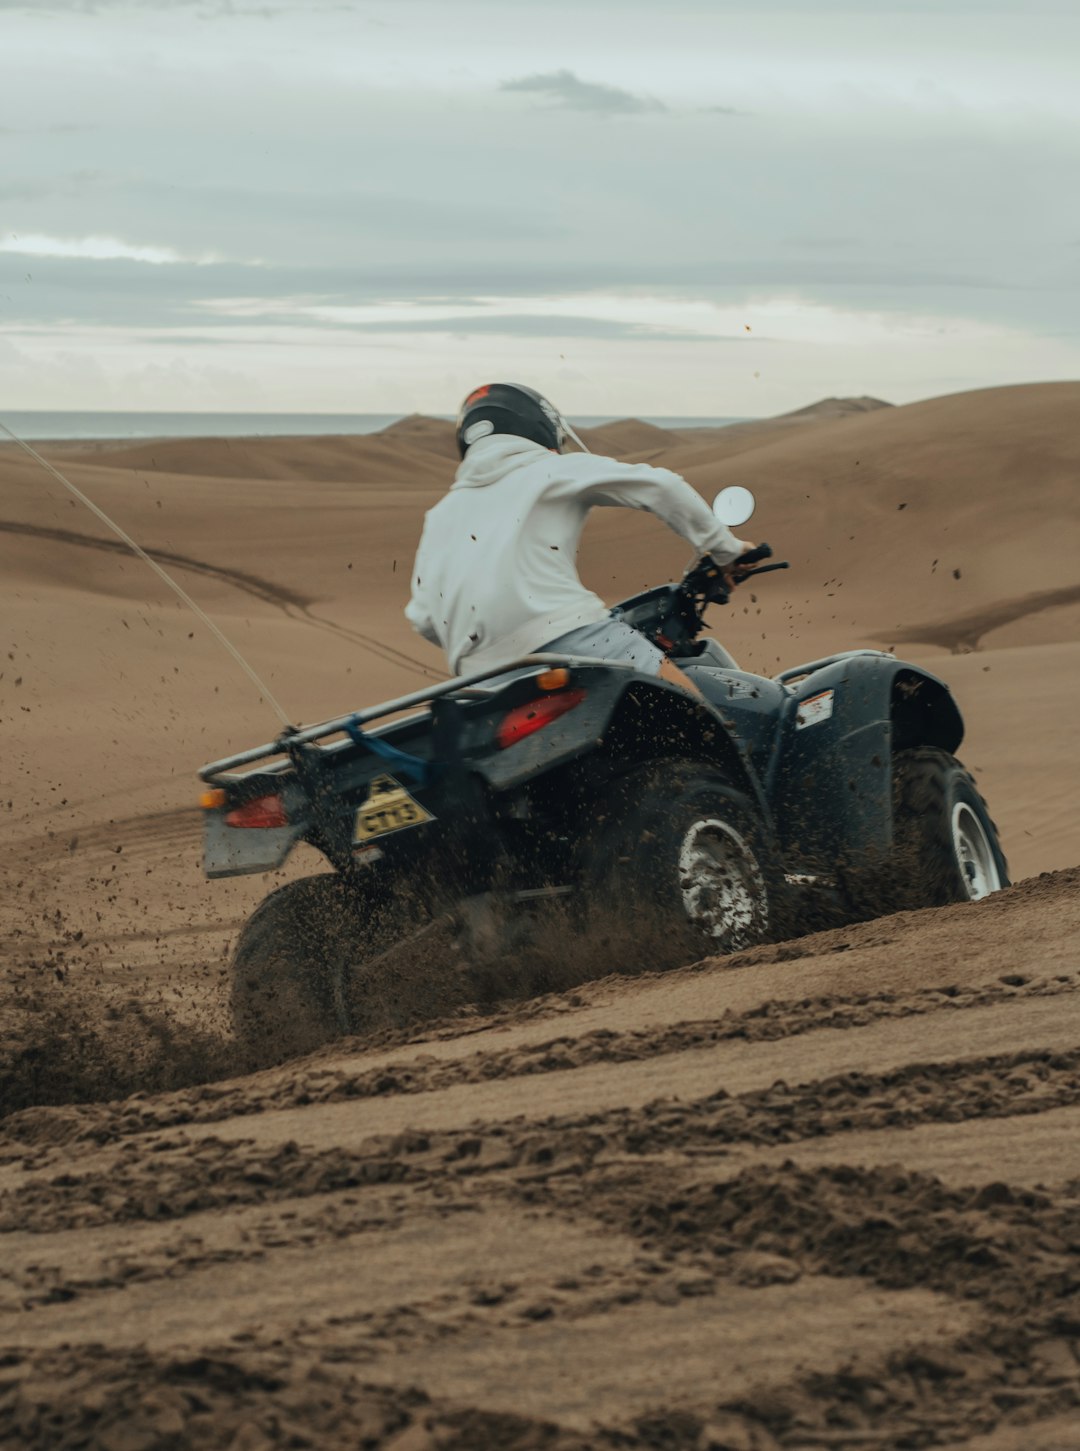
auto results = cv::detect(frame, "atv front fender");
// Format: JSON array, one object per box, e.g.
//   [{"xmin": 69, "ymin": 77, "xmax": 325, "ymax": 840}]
[{"xmin": 772, "ymin": 651, "xmax": 963, "ymax": 872}]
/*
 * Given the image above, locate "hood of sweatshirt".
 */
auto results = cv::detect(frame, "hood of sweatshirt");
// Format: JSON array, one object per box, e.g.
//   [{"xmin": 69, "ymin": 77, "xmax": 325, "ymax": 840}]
[{"xmin": 451, "ymin": 433, "xmax": 549, "ymax": 490}]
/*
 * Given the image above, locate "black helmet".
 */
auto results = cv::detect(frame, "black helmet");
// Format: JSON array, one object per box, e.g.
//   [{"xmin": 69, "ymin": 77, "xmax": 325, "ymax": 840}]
[{"xmin": 455, "ymin": 382, "xmax": 568, "ymax": 458}]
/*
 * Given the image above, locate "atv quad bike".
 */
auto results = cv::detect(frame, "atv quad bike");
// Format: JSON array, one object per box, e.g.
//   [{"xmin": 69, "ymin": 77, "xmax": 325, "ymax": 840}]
[{"xmin": 199, "ymin": 488, "xmax": 1008, "ymax": 1055}]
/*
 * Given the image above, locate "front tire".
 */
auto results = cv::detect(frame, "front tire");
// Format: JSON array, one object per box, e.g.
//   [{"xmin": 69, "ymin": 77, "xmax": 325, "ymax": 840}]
[
  {"xmin": 583, "ymin": 762, "xmax": 782, "ymax": 970},
  {"xmin": 889, "ymin": 747, "xmax": 1009, "ymax": 907}
]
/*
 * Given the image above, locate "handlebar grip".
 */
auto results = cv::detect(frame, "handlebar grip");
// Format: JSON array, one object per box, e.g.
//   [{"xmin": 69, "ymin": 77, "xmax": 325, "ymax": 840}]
[{"xmin": 739, "ymin": 542, "xmax": 773, "ymax": 566}]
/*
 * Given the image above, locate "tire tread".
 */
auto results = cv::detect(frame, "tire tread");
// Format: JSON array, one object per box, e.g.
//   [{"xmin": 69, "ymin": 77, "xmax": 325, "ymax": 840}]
[{"xmin": 891, "ymin": 746, "xmax": 1009, "ymax": 906}]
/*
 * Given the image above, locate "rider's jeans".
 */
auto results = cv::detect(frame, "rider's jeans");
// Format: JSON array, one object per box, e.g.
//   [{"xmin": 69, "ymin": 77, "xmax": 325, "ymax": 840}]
[{"xmin": 542, "ymin": 620, "xmax": 666, "ymax": 675}]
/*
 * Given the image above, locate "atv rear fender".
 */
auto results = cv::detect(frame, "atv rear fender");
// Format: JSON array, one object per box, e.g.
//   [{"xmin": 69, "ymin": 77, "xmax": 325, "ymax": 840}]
[
  {"xmin": 772, "ymin": 650, "xmax": 963, "ymax": 872},
  {"xmin": 198, "ymin": 656, "xmax": 773, "ymax": 881},
  {"xmin": 203, "ymin": 801, "xmax": 305, "ymax": 878},
  {"xmin": 198, "ymin": 658, "xmax": 748, "ymax": 879},
  {"xmin": 476, "ymin": 669, "xmax": 770, "ymax": 824}
]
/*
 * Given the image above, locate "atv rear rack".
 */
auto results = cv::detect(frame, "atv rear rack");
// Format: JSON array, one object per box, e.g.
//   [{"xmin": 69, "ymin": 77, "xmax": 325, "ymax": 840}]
[{"xmin": 198, "ymin": 652, "xmax": 634, "ymax": 783}]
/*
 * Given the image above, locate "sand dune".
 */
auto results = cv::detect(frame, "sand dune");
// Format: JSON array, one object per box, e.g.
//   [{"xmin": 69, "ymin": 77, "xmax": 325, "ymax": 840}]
[
  {"xmin": 578, "ymin": 418, "xmax": 683, "ymax": 455},
  {"xmin": 778, "ymin": 394, "xmax": 893, "ymax": 420},
  {"xmin": 45, "ymin": 431, "xmax": 453, "ymax": 485}
]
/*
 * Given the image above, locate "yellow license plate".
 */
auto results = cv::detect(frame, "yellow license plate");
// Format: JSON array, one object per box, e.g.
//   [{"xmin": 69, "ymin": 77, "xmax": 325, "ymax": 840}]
[{"xmin": 353, "ymin": 773, "xmax": 434, "ymax": 844}]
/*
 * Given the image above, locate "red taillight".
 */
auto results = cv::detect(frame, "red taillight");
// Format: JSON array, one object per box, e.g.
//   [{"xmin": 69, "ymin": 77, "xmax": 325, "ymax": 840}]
[
  {"xmin": 495, "ymin": 688, "xmax": 587, "ymax": 750},
  {"xmin": 225, "ymin": 793, "xmax": 288, "ymax": 829}
]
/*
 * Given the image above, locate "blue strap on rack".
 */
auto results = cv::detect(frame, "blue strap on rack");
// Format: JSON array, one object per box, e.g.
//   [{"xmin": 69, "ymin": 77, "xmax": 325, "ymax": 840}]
[{"xmin": 342, "ymin": 716, "xmax": 434, "ymax": 788}]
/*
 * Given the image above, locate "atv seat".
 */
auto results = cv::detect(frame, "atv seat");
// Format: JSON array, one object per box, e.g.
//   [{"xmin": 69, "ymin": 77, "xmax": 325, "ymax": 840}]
[{"xmin": 690, "ymin": 638, "xmax": 740, "ymax": 671}]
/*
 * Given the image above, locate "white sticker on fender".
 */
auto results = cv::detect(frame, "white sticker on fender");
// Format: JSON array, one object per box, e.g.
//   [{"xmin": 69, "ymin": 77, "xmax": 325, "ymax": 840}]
[{"xmin": 796, "ymin": 689, "xmax": 835, "ymax": 730}]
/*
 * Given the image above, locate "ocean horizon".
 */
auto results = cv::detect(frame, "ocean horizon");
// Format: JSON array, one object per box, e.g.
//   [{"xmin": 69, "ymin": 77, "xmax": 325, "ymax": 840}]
[{"xmin": 1, "ymin": 410, "xmax": 753, "ymax": 442}]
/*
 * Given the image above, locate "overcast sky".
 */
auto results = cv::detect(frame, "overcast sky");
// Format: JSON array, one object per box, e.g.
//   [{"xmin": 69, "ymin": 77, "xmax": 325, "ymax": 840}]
[{"xmin": 2, "ymin": 0, "xmax": 1078, "ymax": 416}]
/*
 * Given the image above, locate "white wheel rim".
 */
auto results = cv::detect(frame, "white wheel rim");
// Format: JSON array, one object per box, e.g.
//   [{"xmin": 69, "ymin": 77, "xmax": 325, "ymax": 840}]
[
  {"xmin": 678, "ymin": 817, "xmax": 768, "ymax": 950},
  {"xmin": 950, "ymin": 802, "xmax": 1002, "ymax": 900}
]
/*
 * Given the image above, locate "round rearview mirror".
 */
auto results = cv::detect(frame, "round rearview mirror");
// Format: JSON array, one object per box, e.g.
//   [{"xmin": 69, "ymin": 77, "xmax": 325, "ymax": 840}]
[{"xmin": 712, "ymin": 485, "xmax": 756, "ymax": 528}]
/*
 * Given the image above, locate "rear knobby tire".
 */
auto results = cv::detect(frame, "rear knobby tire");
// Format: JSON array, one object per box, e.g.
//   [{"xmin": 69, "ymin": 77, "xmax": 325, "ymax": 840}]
[
  {"xmin": 230, "ymin": 874, "xmax": 369, "ymax": 1061},
  {"xmin": 888, "ymin": 747, "xmax": 1009, "ymax": 909},
  {"xmin": 583, "ymin": 761, "xmax": 784, "ymax": 971}
]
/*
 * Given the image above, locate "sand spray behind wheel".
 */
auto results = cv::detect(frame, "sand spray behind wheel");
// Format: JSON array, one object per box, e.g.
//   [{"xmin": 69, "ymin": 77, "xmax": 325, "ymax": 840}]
[
  {"xmin": 6, "ymin": 423, "xmax": 268, "ymax": 1105},
  {"xmin": 0, "ymin": 418, "xmax": 294, "ymax": 729},
  {"xmin": 0, "ymin": 417, "xmax": 311, "ymax": 1115}
]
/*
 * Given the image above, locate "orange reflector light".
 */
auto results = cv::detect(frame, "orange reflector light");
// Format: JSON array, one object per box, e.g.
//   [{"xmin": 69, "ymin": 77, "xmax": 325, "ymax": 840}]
[
  {"xmin": 225, "ymin": 793, "xmax": 288, "ymax": 829},
  {"xmin": 496, "ymin": 688, "xmax": 587, "ymax": 750},
  {"xmin": 536, "ymin": 667, "xmax": 571, "ymax": 691},
  {"xmin": 200, "ymin": 788, "xmax": 227, "ymax": 810}
]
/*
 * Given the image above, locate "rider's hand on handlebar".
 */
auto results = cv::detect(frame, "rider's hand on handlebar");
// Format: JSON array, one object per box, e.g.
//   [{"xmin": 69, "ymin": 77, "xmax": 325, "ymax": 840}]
[{"xmin": 723, "ymin": 541, "xmax": 760, "ymax": 588}]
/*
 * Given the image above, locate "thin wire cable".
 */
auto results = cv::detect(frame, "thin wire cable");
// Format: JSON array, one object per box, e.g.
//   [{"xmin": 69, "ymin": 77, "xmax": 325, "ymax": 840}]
[
  {"xmin": 0, "ymin": 419, "xmax": 294, "ymax": 728},
  {"xmin": 561, "ymin": 416, "xmax": 591, "ymax": 454}
]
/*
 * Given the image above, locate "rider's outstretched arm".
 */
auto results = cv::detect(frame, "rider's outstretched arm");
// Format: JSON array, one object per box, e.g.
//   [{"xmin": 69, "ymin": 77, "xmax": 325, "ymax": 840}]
[{"xmin": 562, "ymin": 456, "xmax": 750, "ymax": 564}]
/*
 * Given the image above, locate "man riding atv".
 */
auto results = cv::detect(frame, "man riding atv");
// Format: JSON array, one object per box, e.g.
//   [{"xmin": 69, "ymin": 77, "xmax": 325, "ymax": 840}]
[
  {"xmin": 201, "ymin": 383, "xmax": 1008, "ymax": 1058},
  {"xmin": 405, "ymin": 382, "xmax": 760, "ymax": 695}
]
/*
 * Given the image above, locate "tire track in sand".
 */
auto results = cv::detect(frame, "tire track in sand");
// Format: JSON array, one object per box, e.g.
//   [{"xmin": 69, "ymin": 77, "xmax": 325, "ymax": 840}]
[
  {"xmin": 882, "ymin": 582, "xmax": 1080, "ymax": 653},
  {"xmin": 0, "ymin": 519, "xmax": 443, "ymax": 680}
]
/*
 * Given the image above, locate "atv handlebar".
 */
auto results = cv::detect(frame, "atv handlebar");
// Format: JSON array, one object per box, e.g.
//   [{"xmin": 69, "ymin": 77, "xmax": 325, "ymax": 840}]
[
  {"xmin": 730, "ymin": 544, "xmax": 791, "ymax": 582},
  {"xmin": 683, "ymin": 543, "xmax": 789, "ymax": 608},
  {"xmin": 741, "ymin": 559, "xmax": 791, "ymax": 579}
]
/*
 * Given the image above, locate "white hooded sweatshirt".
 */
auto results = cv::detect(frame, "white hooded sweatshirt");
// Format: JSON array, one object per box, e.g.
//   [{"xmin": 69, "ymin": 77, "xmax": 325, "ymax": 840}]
[{"xmin": 405, "ymin": 434, "xmax": 748, "ymax": 675}]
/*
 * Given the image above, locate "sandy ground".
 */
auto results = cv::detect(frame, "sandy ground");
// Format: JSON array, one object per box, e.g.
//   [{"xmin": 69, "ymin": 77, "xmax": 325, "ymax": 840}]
[{"xmin": 1, "ymin": 383, "xmax": 1079, "ymax": 1448}]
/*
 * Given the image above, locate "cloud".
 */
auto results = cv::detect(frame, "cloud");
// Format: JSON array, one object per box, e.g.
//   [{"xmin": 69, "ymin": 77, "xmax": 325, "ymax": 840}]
[
  {"xmin": 215, "ymin": 310, "xmax": 729, "ymax": 342},
  {"xmin": 90, "ymin": 315, "xmax": 730, "ymax": 346},
  {"xmin": 501, "ymin": 69, "xmax": 666, "ymax": 116},
  {"xmin": 1, "ymin": 253, "xmax": 1054, "ymax": 344},
  {"xmin": 0, "ymin": 233, "xmax": 250, "ymax": 265},
  {"xmin": 356, "ymin": 313, "xmax": 707, "ymax": 340}
]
